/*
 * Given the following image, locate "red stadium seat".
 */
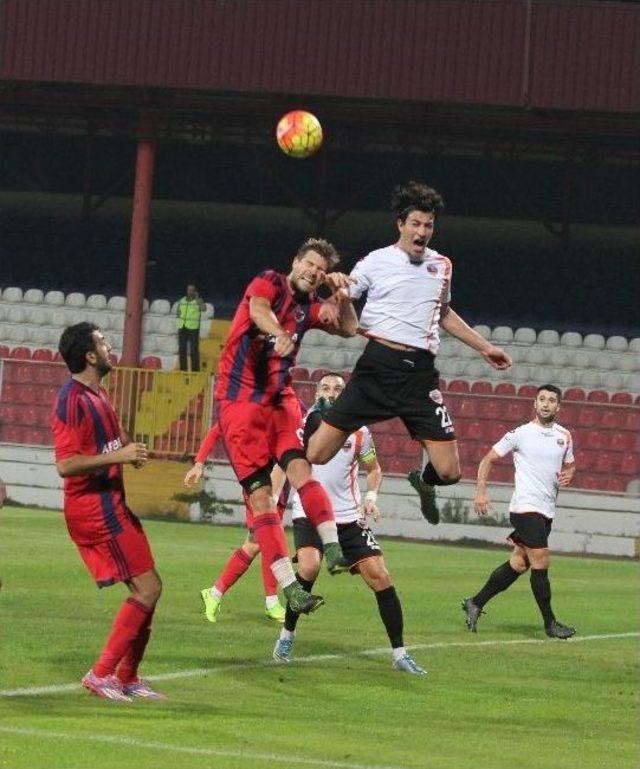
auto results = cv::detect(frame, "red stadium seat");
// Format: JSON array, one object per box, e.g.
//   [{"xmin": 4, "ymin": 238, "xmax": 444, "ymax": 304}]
[
  {"xmin": 477, "ymin": 399, "xmax": 500, "ymax": 420},
  {"xmin": 604, "ymin": 476, "xmax": 627, "ymax": 493},
  {"xmin": 577, "ymin": 407, "xmax": 599, "ymax": 428},
  {"xmin": 506, "ymin": 400, "xmax": 530, "ymax": 422},
  {"xmin": 594, "ymin": 452, "xmax": 616, "ymax": 474},
  {"xmin": 611, "ymin": 392, "xmax": 633, "ymax": 405},
  {"xmin": 32, "ymin": 348, "xmax": 54, "ymax": 362},
  {"xmin": 470, "ymin": 381, "xmax": 492, "ymax": 395},
  {"xmin": 0, "ymin": 344, "xmax": 10, "ymax": 358},
  {"xmin": 52, "ymin": 352, "xmax": 63, "ymax": 362},
  {"xmin": 587, "ymin": 390, "xmax": 609, "ymax": 404},
  {"xmin": 624, "ymin": 411, "xmax": 640, "ymax": 431},
  {"xmin": 141, "ymin": 356, "xmax": 162, "ymax": 370},
  {"xmin": 493, "ymin": 383, "xmax": 516, "ymax": 397},
  {"xmin": 620, "ymin": 453, "xmax": 640, "ymax": 476},
  {"xmin": 0, "ymin": 424, "xmax": 24, "ymax": 443},
  {"xmin": 310, "ymin": 368, "xmax": 330, "ymax": 382},
  {"xmin": 517, "ymin": 385, "xmax": 538, "ymax": 398},
  {"xmin": 289, "ymin": 366, "xmax": 310, "ymax": 381},
  {"xmin": 447, "ymin": 380, "xmax": 470, "ymax": 393},
  {"xmin": 9, "ymin": 347, "xmax": 32, "ymax": 360},
  {"xmin": 600, "ymin": 409, "xmax": 625, "ymax": 429},
  {"xmin": 1, "ymin": 382, "xmax": 20, "ymax": 402},
  {"xmin": 610, "ymin": 431, "xmax": 637, "ymax": 451},
  {"xmin": 563, "ymin": 387, "xmax": 586, "ymax": 402}
]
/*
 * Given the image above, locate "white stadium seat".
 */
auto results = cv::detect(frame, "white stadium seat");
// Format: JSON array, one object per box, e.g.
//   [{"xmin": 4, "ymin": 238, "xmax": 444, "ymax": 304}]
[
  {"xmin": 2, "ymin": 287, "xmax": 23, "ymax": 302},
  {"xmin": 108, "ymin": 296, "xmax": 127, "ymax": 311},
  {"xmin": 554, "ymin": 368, "xmax": 576, "ymax": 386},
  {"xmin": 601, "ymin": 372, "xmax": 623, "ymax": 391},
  {"xmin": 5, "ymin": 305, "xmax": 26, "ymax": 323},
  {"xmin": 581, "ymin": 370, "xmax": 602, "ymax": 389},
  {"xmin": 149, "ymin": 299, "xmax": 171, "ymax": 315},
  {"xmin": 156, "ymin": 336, "xmax": 179, "ymax": 354},
  {"xmin": 525, "ymin": 347, "xmax": 549, "ymax": 365},
  {"xmin": 549, "ymin": 348, "xmax": 572, "ymax": 367},
  {"xmin": 204, "ymin": 302, "xmax": 214, "ymax": 319},
  {"xmin": 472, "ymin": 325, "xmax": 491, "ymax": 340},
  {"xmin": 28, "ymin": 326, "xmax": 52, "ymax": 345},
  {"xmin": 583, "ymin": 333, "xmax": 605, "ymax": 350},
  {"xmin": 156, "ymin": 317, "xmax": 176, "ymax": 336},
  {"xmin": 573, "ymin": 350, "xmax": 594, "ymax": 369},
  {"xmin": 629, "ymin": 338, "xmax": 640, "ymax": 353},
  {"xmin": 23, "ymin": 288, "xmax": 44, "ymax": 304},
  {"xmin": 619, "ymin": 354, "xmax": 639, "ymax": 373},
  {"xmin": 86, "ymin": 294, "xmax": 108, "ymax": 310},
  {"xmin": 65, "ymin": 292, "xmax": 86, "ymax": 308},
  {"xmin": 44, "ymin": 290, "xmax": 65, "ymax": 306},
  {"xmin": 560, "ymin": 332, "xmax": 582, "ymax": 348},
  {"xmin": 537, "ymin": 330, "xmax": 560, "ymax": 345},
  {"xmin": 26, "ymin": 306, "xmax": 51, "ymax": 325},
  {"xmin": 491, "ymin": 326, "xmax": 514, "ymax": 343},
  {"xmin": 605, "ymin": 336, "xmax": 628, "ymax": 352},
  {"xmin": 5, "ymin": 325, "xmax": 25, "ymax": 343},
  {"xmin": 514, "ymin": 327, "xmax": 536, "ymax": 344}
]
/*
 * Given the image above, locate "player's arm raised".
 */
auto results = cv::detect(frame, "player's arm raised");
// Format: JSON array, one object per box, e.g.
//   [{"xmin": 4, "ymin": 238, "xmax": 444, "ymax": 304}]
[
  {"xmin": 56, "ymin": 442, "xmax": 148, "ymax": 477},
  {"xmin": 440, "ymin": 306, "xmax": 512, "ymax": 370},
  {"xmin": 474, "ymin": 448, "xmax": 501, "ymax": 516},
  {"xmin": 249, "ymin": 296, "xmax": 295, "ymax": 357},
  {"xmin": 318, "ymin": 286, "xmax": 358, "ymax": 337}
]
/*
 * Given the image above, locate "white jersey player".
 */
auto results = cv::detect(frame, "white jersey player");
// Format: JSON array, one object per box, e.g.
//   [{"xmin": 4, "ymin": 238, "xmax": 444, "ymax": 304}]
[
  {"xmin": 307, "ymin": 181, "xmax": 512, "ymax": 527},
  {"xmin": 463, "ymin": 385, "xmax": 577, "ymax": 639},
  {"xmin": 274, "ymin": 373, "xmax": 426, "ymax": 675}
]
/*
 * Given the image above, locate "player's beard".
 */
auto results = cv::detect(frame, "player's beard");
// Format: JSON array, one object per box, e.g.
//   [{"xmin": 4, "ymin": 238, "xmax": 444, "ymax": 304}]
[
  {"xmin": 537, "ymin": 411, "xmax": 555, "ymax": 425},
  {"xmin": 95, "ymin": 358, "xmax": 112, "ymax": 379}
]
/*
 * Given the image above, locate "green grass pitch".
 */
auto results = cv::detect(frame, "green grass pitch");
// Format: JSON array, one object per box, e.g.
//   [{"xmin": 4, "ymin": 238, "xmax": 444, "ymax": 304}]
[{"xmin": 0, "ymin": 506, "xmax": 638, "ymax": 769}]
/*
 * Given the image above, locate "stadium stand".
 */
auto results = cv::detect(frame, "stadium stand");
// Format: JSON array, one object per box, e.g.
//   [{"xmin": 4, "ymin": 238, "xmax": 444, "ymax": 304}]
[{"xmin": 0, "ymin": 286, "xmax": 214, "ymax": 371}]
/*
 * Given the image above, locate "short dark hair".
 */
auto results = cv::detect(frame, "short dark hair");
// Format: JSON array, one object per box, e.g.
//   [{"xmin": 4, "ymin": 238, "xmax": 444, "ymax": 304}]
[
  {"xmin": 318, "ymin": 371, "xmax": 345, "ymax": 384},
  {"xmin": 58, "ymin": 322, "xmax": 99, "ymax": 374},
  {"xmin": 296, "ymin": 238, "xmax": 340, "ymax": 269},
  {"xmin": 391, "ymin": 181, "xmax": 445, "ymax": 222},
  {"xmin": 536, "ymin": 384, "xmax": 562, "ymax": 400}
]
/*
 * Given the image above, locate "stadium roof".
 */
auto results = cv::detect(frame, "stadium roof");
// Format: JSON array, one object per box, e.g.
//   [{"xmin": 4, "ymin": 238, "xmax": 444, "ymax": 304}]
[{"xmin": 0, "ymin": 0, "xmax": 638, "ymax": 165}]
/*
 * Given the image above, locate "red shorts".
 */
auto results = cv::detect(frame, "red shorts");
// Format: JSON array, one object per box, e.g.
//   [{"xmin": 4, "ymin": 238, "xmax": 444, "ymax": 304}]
[
  {"xmin": 218, "ymin": 394, "xmax": 304, "ymax": 483},
  {"xmin": 75, "ymin": 514, "xmax": 155, "ymax": 588}
]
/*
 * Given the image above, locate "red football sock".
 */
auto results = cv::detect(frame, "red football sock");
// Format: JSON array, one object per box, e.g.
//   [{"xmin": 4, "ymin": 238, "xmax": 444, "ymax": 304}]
[
  {"xmin": 93, "ymin": 597, "xmax": 152, "ymax": 678},
  {"xmin": 297, "ymin": 479, "xmax": 335, "ymax": 527},
  {"xmin": 116, "ymin": 606, "xmax": 155, "ymax": 684},
  {"xmin": 260, "ymin": 549, "xmax": 279, "ymax": 597},
  {"xmin": 252, "ymin": 512, "xmax": 290, "ymax": 584},
  {"xmin": 214, "ymin": 548, "xmax": 254, "ymax": 594}
]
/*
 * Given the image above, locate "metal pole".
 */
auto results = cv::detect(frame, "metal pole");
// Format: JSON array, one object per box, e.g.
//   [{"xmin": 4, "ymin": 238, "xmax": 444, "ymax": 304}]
[{"xmin": 122, "ymin": 113, "xmax": 156, "ymax": 367}]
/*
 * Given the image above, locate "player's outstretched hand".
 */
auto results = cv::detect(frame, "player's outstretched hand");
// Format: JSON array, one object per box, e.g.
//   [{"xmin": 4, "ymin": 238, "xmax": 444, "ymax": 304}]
[
  {"xmin": 274, "ymin": 331, "xmax": 296, "ymax": 357},
  {"xmin": 323, "ymin": 272, "xmax": 356, "ymax": 292},
  {"xmin": 481, "ymin": 345, "xmax": 512, "ymax": 370},
  {"xmin": 184, "ymin": 462, "xmax": 204, "ymax": 487},
  {"xmin": 120, "ymin": 442, "xmax": 148, "ymax": 466}
]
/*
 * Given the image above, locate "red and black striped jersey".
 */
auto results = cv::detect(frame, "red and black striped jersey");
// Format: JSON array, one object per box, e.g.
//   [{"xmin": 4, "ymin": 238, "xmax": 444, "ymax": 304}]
[
  {"xmin": 215, "ymin": 270, "xmax": 324, "ymax": 404},
  {"xmin": 52, "ymin": 378, "xmax": 130, "ymax": 545}
]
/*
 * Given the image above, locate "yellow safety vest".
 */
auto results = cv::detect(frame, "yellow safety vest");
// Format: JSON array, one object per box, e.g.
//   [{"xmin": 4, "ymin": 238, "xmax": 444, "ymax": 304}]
[{"xmin": 177, "ymin": 298, "xmax": 201, "ymax": 330}]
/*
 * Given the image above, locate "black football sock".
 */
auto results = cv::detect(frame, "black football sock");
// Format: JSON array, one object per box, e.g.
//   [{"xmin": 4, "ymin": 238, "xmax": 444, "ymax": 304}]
[
  {"xmin": 284, "ymin": 575, "xmax": 315, "ymax": 632},
  {"xmin": 472, "ymin": 561, "xmax": 522, "ymax": 609},
  {"xmin": 375, "ymin": 585, "xmax": 404, "ymax": 649},
  {"xmin": 421, "ymin": 463, "xmax": 458, "ymax": 486},
  {"xmin": 530, "ymin": 568, "xmax": 555, "ymax": 627}
]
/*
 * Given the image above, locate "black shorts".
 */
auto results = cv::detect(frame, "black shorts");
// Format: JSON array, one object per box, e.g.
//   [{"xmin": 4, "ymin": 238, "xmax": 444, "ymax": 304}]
[
  {"xmin": 322, "ymin": 339, "xmax": 456, "ymax": 441},
  {"xmin": 507, "ymin": 512, "xmax": 553, "ymax": 549},
  {"xmin": 292, "ymin": 517, "xmax": 382, "ymax": 573}
]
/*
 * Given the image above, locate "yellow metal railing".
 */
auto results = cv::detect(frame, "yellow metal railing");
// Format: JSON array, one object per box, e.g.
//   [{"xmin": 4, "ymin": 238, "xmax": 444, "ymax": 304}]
[{"xmin": 105, "ymin": 367, "xmax": 213, "ymax": 457}]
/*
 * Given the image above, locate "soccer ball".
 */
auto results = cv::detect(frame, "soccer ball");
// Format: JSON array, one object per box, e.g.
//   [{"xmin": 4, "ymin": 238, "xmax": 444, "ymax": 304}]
[{"xmin": 276, "ymin": 110, "xmax": 323, "ymax": 159}]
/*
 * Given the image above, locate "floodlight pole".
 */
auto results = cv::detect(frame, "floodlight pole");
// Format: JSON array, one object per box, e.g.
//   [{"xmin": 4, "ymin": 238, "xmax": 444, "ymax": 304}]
[{"xmin": 122, "ymin": 112, "xmax": 156, "ymax": 367}]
